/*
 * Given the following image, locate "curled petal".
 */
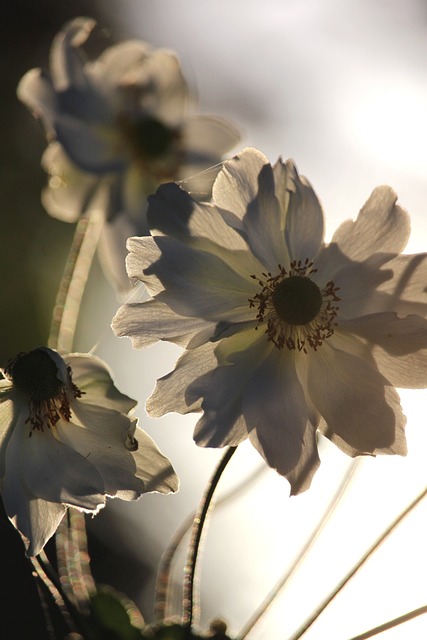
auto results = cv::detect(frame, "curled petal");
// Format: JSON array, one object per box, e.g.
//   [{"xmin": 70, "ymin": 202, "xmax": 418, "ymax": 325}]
[{"xmin": 331, "ymin": 186, "xmax": 410, "ymax": 261}]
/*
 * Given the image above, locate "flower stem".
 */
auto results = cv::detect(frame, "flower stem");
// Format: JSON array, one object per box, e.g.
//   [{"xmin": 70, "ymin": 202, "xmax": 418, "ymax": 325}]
[
  {"xmin": 182, "ymin": 446, "xmax": 237, "ymax": 629},
  {"xmin": 287, "ymin": 484, "xmax": 427, "ymax": 640},
  {"xmin": 155, "ymin": 463, "xmax": 265, "ymax": 622},
  {"xmin": 48, "ymin": 209, "xmax": 104, "ymax": 353},
  {"xmin": 236, "ymin": 458, "xmax": 361, "ymax": 640},
  {"xmin": 347, "ymin": 604, "xmax": 427, "ymax": 639}
]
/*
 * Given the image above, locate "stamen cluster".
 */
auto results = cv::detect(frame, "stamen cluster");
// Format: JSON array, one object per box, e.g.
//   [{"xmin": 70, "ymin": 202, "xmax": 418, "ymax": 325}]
[
  {"xmin": 4, "ymin": 351, "xmax": 84, "ymax": 434},
  {"xmin": 248, "ymin": 259, "xmax": 341, "ymax": 352}
]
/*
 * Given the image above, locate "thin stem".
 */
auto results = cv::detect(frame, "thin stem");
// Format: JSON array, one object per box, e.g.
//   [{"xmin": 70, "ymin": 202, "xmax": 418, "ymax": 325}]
[
  {"xmin": 182, "ymin": 446, "xmax": 237, "ymax": 628},
  {"xmin": 237, "ymin": 458, "xmax": 361, "ymax": 640},
  {"xmin": 287, "ymin": 485, "xmax": 427, "ymax": 640},
  {"xmin": 48, "ymin": 209, "xmax": 104, "ymax": 353},
  {"xmin": 32, "ymin": 553, "xmax": 86, "ymax": 637},
  {"xmin": 347, "ymin": 604, "xmax": 427, "ymax": 640},
  {"xmin": 155, "ymin": 464, "xmax": 265, "ymax": 622}
]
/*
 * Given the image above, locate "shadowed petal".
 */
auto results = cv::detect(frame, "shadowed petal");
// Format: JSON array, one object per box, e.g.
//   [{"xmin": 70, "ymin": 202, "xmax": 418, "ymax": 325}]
[
  {"xmin": 112, "ymin": 299, "xmax": 216, "ymax": 349},
  {"xmin": 307, "ymin": 341, "xmax": 407, "ymax": 457},
  {"xmin": 244, "ymin": 350, "xmax": 320, "ymax": 495}
]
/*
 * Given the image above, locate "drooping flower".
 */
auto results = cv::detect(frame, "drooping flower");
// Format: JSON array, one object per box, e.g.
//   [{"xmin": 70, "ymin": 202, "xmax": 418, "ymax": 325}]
[
  {"xmin": 113, "ymin": 147, "xmax": 427, "ymax": 495},
  {"xmin": 17, "ymin": 17, "xmax": 240, "ymax": 290},
  {"xmin": 0, "ymin": 347, "xmax": 178, "ymax": 555}
]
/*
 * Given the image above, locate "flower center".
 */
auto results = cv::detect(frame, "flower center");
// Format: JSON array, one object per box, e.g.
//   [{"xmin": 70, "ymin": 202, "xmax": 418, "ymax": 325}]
[
  {"xmin": 272, "ymin": 276, "xmax": 323, "ymax": 325},
  {"xmin": 5, "ymin": 348, "xmax": 83, "ymax": 433},
  {"xmin": 8, "ymin": 349, "xmax": 64, "ymax": 400},
  {"xmin": 249, "ymin": 259, "xmax": 340, "ymax": 352},
  {"xmin": 132, "ymin": 117, "xmax": 178, "ymax": 159}
]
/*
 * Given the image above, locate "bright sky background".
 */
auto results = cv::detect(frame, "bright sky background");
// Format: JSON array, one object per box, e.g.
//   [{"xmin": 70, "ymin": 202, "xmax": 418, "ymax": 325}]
[{"xmin": 76, "ymin": 0, "xmax": 427, "ymax": 637}]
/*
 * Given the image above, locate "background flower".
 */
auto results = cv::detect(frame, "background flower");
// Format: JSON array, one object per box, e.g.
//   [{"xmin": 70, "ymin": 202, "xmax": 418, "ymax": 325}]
[
  {"xmin": 113, "ymin": 147, "xmax": 427, "ymax": 495},
  {"xmin": 18, "ymin": 17, "xmax": 240, "ymax": 290},
  {"xmin": 0, "ymin": 348, "xmax": 178, "ymax": 555}
]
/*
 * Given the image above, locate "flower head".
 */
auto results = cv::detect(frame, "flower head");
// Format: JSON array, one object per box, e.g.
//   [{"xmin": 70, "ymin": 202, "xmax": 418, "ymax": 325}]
[
  {"xmin": 113, "ymin": 147, "xmax": 427, "ymax": 495},
  {"xmin": 17, "ymin": 17, "xmax": 240, "ymax": 290},
  {"xmin": 0, "ymin": 347, "xmax": 178, "ymax": 555}
]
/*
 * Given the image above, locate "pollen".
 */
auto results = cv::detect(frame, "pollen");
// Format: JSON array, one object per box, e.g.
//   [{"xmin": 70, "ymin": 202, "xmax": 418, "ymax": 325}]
[{"xmin": 248, "ymin": 259, "xmax": 340, "ymax": 352}]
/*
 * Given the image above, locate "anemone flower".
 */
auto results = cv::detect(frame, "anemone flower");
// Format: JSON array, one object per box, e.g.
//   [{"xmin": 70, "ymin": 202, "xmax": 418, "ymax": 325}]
[
  {"xmin": 113, "ymin": 147, "xmax": 427, "ymax": 495},
  {"xmin": 17, "ymin": 17, "xmax": 239, "ymax": 290},
  {"xmin": 0, "ymin": 347, "xmax": 178, "ymax": 555}
]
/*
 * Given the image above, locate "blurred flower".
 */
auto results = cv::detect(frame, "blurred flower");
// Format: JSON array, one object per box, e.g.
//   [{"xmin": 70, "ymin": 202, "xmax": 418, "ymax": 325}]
[
  {"xmin": 113, "ymin": 147, "xmax": 427, "ymax": 495},
  {"xmin": 0, "ymin": 347, "xmax": 178, "ymax": 556},
  {"xmin": 17, "ymin": 17, "xmax": 240, "ymax": 290}
]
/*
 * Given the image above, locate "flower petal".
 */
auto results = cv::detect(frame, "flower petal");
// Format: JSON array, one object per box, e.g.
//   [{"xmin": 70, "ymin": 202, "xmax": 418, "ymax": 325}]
[
  {"xmin": 331, "ymin": 186, "xmax": 410, "ymax": 260},
  {"xmin": 128, "ymin": 425, "xmax": 179, "ymax": 494},
  {"xmin": 306, "ymin": 341, "xmax": 407, "ymax": 456},
  {"xmin": 340, "ymin": 313, "xmax": 427, "ymax": 388},
  {"xmin": 5, "ymin": 485, "xmax": 67, "ymax": 557},
  {"xmin": 67, "ymin": 354, "xmax": 137, "ymax": 413},
  {"xmin": 56, "ymin": 408, "xmax": 143, "ymax": 500},
  {"xmin": 212, "ymin": 148, "xmax": 287, "ymax": 270},
  {"xmin": 112, "ymin": 299, "xmax": 216, "ymax": 349},
  {"xmin": 273, "ymin": 158, "xmax": 325, "ymax": 261},
  {"xmin": 244, "ymin": 350, "xmax": 320, "ymax": 495},
  {"xmin": 10, "ymin": 417, "xmax": 106, "ymax": 509},
  {"xmin": 144, "ymin": 236, "xmax": 255, "ymax": 321},
  {"xmin": 182, "ymin": 114, "xmax": 240, "ymax": 163}
]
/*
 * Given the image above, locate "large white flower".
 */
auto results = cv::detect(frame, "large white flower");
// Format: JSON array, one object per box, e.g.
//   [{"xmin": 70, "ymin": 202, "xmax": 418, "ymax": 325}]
[
  {"xmin": 0, "ymin": 347, "xmax": 178, "ymax": 556},
  {"xmin": 113, "ymin": 147, "xmax": 427, "ymax": 495},
  {"xmin": 17, "ymin": 17, "xmax": 240, "ymax": 290}
]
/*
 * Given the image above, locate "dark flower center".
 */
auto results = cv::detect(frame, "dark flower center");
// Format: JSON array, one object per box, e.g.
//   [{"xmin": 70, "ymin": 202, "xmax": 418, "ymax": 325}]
[
  {"xmin": 8, "ymin": 349, "xmax": 64, "ymax": 400},
  {"xmin": 272, "ymin": 275, "xmax": 323, "ymax": 325},
  {"xmin": 132, "ymin": 117, "xmax": 178, "ymax": 158},
  {"xmin": 5, "ymin": 348, "xmax": 84, "ymax": 433},
  {"xmin": 249, "ymin": 260, "xmax": 341, "ymax": 352}
]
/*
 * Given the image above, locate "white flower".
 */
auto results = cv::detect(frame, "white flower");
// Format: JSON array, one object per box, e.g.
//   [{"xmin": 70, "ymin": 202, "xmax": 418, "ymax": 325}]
[
  {"xmin": 113, "ymin": 147, "xmax": 427, "ymax": 495},
  {"xmin": 17, "ymin": 18, "xmax": 240, "ymax": 291},
  {"xmin": 0, "ymin": 347, "xmax": 178, "ymax": 556}
]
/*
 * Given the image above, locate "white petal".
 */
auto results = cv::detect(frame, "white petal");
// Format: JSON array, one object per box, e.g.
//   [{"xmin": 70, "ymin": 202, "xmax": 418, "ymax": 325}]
[
  {"xmin": 244, "ymin": 350, "xmax": 320, "ymax": 494},
  {"xmin": 331, "ymin": 186, "xmax": 410, "ymax": 261},
  {"xmin": 147, "ymin": 183, "xmax": 264, "ymax": 278},
  {"xmin": 9, "ymin": 417, "xmax": 106, "ymax": 509},
  {"xmin": 6, "ymin": 486, "xmax": 67, "ymax": 557},
  {"xmin": 66, "ymin": 353, "xmax": 137, "ymax": 413},
  {"xmin": 375, "ymin": 252, "xmax": 427, "ymax": 317},
  {"xmin": 182, "ymin": 114, "xmax": 240, "ymax": 162},
  {"xmin": 128, "ymin": 426, "xmax": 179, "ymax": 494},
  {"xmin": 273, "ymin": 158, "xmax": 325, "ymax": 261},
  {"xmin": 147, "ymin": 341, "xmax": 216, "ymax": 417},
  {"xmin": 212, "ymin": 148, "xmax": 287, "ymax": 270},
  {"xmin": 0, "ymin": 393, "xmax": 21, "ymax": 481},
  {"xmin": 56, "ymin": 412, "xmax": 143, "ymax": 500},
  {"xmin": 340, "ymin": 313, "xmax": 427, "ymax": 388},
  {"xmin": 307, "ymin": 340, "xmax": 407, "ymax": 456},
  {"xmin": 50, "ymin": 17, "xmax": 95, "ymax": 91},
  {"xmin": 17, "ymin": 68, "xmax": 57, "ymax": 133},
  {"xmin": 112, "ymin": 299, "xmax": 216, "ymax": 349},
  {"xmin": 53, "ymin": 113, "xmax": 123, "ymax": 173},
  {"xmin": 192, "ymin": 331, "xmax": 272, "ymax": 447},
  {"xmin": 41, "ymin": 143, "xmax": 101, "ymax": 222},
  {"xmin": 144, "ymin": 236, "xmax": 255, "ymax": 321}
]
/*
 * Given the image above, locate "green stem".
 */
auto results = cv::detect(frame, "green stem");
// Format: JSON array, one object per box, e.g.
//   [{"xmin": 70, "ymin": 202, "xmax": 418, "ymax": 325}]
[
  {"xmin": 182, "ymin": 446, "xmax": 237, "ymax": 628},
  {"xmin": 48, "ymin": 209, "xmax": 104, "ymax": 353},
  {"xmin": 237, "ymin": 458, "xmax": 362, "ymax": 640},
  {"xmin": 288, "ymin": 485, "xmax": 427, "ymax": 640}
]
